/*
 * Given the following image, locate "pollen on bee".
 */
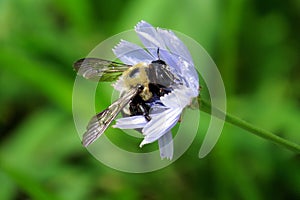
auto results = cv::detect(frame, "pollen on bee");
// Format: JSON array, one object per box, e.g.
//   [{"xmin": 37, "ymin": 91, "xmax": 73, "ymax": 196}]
[
  {"xmin": 123, "ymin": 62, "xmax": 150, "ymax": 89},
  {"xmin": 140, "ymin": 86, "xmax": 152, "ymax": 101}
]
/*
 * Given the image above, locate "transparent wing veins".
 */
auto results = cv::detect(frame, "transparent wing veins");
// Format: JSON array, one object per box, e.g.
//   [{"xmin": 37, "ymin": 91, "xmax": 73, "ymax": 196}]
[
  {"xmin": 73, "ymin": 58, "xmax": 131, "ymax": 81},
  {"xmin": 82, "ymin": 86, "xmax": 141, "ymax": 147}
]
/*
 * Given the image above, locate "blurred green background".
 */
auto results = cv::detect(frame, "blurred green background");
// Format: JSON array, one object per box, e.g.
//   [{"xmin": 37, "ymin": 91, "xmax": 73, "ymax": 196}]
[{"xmin": 1, "ymin": 0, "xmax": 300, "ymax": 199}]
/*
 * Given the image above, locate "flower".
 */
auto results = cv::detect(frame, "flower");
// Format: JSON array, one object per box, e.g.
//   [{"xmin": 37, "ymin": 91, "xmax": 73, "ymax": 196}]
[{"xmin": 112, "ymin": 21, "xmax": 199, "ymax": 160}]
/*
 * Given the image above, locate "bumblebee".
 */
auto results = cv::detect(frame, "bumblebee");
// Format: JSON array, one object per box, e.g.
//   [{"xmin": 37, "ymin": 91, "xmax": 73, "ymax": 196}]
[{"xmin": 74, "ymin": 55, "xmax": 180, "ymax": 147}]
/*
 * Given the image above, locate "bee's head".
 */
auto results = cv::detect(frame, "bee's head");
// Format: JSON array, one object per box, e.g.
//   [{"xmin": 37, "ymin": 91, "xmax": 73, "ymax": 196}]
[
  {"xmin": 151, "ymin": 59, "xmax": 166, "ymax": 66},
  {"xmin": 151, "ymin": 47, "xmax": 167, "ymax": 66}
]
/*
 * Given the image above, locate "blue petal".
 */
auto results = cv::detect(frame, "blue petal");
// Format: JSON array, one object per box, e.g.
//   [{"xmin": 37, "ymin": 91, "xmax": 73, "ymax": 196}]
[
  {"xmin": 160, "ymin": 86, "xmax": 195, "ymax": 108},
  {"xmin": 157, "ymin": 28, "xmax": 193, "ymax": 65},
  {"xmin": 177, "ymin": 58, "xmax": 199, "ymax": 94},
  {"xmin": 135, "ymin": 20, "xmax": 166, "ymax": 57},
  {"xmin": 135, "ymin": 21, "xmax": 199, "ymax": 93},
  {"xmin": 140, "ymin": 107, "xmax": 182, "ymax": 146},
  {"xmin": 113, "ymin": 76, "xmax": 125, "ymax": 92},
  {"xmin": 158, "ymin": 131, "xmax": 173, "ymax": 160},
  {"xmin": 113, "ymin": 39, "xmax": 154, "ymax": 65},
  {"xmin": 113, "ymin": 115, "xmax": 147, "ymax": 129}
]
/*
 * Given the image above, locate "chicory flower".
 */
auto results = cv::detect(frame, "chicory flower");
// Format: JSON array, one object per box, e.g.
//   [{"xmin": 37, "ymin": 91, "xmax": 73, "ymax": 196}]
[{"xmin": 112, "ymin": 21, "xmax": 199, "ymax": 159}]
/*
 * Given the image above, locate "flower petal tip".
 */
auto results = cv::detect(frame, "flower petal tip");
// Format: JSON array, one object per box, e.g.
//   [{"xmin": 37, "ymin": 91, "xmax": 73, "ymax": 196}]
[
  {"xmin": 139, "ymin": 140, "xmax": 149, "ymax": 148},
  {"xmin": 159, "ymin": 152, "xmax": 173, "ymax": 160},
  {"xmin": 161, "ymin": 156, "xmax": 173, "ymax": 160},
  {"xmin": 135, "ymin": 20, "xmax": 149, "ymax": 29}
]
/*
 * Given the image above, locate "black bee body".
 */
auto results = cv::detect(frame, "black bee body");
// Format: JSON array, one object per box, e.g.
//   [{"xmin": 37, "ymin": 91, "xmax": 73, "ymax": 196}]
[
  {"xmin": 129, "ymin": 83, "xmax": 171, "ymax": 121},
  {"xmin": 123, "ymin": 59, "xmax": 178, "ymax": 121},
  {"xmin": 73, "ymin": 56, "xmax": 179, "ymax": 146}
]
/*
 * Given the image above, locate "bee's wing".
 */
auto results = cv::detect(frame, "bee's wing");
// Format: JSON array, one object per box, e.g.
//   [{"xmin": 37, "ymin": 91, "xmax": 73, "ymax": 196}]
[
  {"xmin": 73, "ymin": 58, "xmax": 132, "ymax": 82},
  {"xmin": 82, "ymin": 86, "xmax": 141, "ymax": 147}
]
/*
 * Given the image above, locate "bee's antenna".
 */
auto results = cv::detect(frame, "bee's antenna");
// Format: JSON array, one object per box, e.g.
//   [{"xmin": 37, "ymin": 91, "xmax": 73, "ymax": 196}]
[
  {"xmin": 151, "ymin": 47, "xmax": 166, "ymax": 65},
  {"xmin": 157, "ymin": 48, "xmax": 160, "ymax": 60}
]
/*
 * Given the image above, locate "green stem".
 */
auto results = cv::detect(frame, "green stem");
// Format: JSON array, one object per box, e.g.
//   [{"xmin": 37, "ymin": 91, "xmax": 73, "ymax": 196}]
[{"xmin": 199, "ymin": 98, "xmax": 300, "ymax": 154}]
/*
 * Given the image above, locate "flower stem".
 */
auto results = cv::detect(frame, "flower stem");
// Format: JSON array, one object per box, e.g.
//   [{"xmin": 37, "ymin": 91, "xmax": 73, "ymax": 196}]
[{"xmin": 199, "ymin": 98, "xmax": 300, "ymax": 154}]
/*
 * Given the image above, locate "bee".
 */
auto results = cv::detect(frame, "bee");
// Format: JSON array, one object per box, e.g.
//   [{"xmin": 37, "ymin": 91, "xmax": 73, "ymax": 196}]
[{"xmin": 74, "ymin": 51, "xmax": 180, "ymax": 147}]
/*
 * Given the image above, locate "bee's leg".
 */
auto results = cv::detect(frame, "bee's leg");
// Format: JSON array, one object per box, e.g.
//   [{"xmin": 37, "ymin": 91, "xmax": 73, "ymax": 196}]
[
  {"xmin": 144, "ymin": 113, "xmax": 151, "ymax": 121},
  {"xmin": 129, "ymin": 101, "xmax": 138, "ymax": 116},
  {"xmin": 129, "ymin": 96, "xmax": 151, "ymax": 121},
  {"xmin": 137, "ymin": 103, "xmax": 151, "ymax": 121}
]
